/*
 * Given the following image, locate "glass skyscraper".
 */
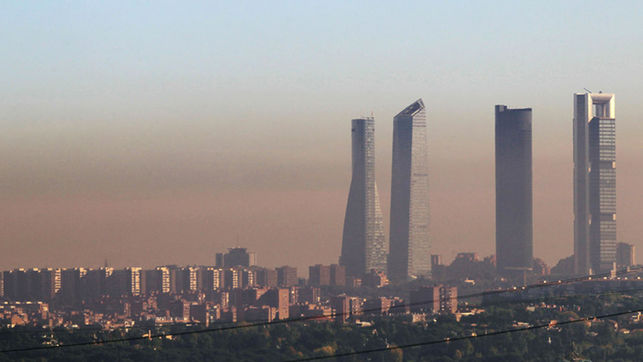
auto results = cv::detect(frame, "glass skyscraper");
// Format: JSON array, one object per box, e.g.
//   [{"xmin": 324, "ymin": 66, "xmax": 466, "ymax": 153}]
[
  {"xmin": 495, "ymin": 105, "xmax": 533, "ymax": 278},
  {"xmin": 573, "ymin": 92, "xmax": 616, "ymax": 274},
  {"xmin": 388, "ymin": 99, "xmax": 430, "ymax": 281},
  {"xmin": 340, "ymin": 117, "xmax": 387, "ymax": 277}
]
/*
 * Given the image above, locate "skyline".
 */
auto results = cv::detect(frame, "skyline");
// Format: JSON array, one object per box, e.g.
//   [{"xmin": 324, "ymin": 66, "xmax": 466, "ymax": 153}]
[
  {"xmin": 2, "ymin": 90, "xmax": 641, "ymax": 273},
  {"xmin": 2, "ymin": 1, "xmax": 643, "ymax": 272}
]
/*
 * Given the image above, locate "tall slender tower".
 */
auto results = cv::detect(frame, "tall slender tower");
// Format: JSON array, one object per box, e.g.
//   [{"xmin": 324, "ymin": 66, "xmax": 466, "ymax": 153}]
[
  {"xmin": 388, "ymin": 99, "xmax": 430, "ymax": 281},
  {"xmin": 340, "ymin": 117, "xmax": 387, "ymax": 277},
  {"xmin": 573, "ymin": 92, "xmax": 616, "ymax": 274},
  {"xmin": 495, "ymin": 105, "xmax": 533, "ymax": 279}
]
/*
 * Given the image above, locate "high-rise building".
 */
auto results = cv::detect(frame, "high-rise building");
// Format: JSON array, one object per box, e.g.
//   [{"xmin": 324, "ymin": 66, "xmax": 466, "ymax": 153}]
[
  {"xmin": 389, "ymin": 99, "xmax": 430, "ymax": 280},
  {"xmin": 241, "ymin": 268, "xmax": 256, "ymax": 288},
  {"xmin": 255, "ymin": 268, "xmax": 278, "ymax": 288},
  {"xmin": 204, "ymin": 267, "xmax": 225, "ymax": 291},
  {"xmin": 107, "ymin": 267, "xmax": 142, "ymax": 297},
  {"xmin": 276, "ymin": 266, "xmax": 297, "ymax": 288},
  {"xmin": 330, "ymin": 264, "xmax": 346, "ymax": 286},
  {"xmin": 60, "ymin": 268, "xmax": 86, "ymax": 305},
  {"xmin": 224, "ymin": 268, "xmax": 241, "ymax": 290},
  {"xmin": 616, "ymin": 242, "xmax": 635, "ymax": 268},
  {"xmin": 495, "ymin": 105, "xmax": 533, "ymax": 278},
  {"xmin": 215, "ymin": 253, "xmax": 224, "ymax": 267},
  {"xmin": 309, "ymin": 264, "xmax": 331, "ymax": 286},
  {"xmin": 157, "ymin": 266, "xmax": 174, "ymax": 294},
  {"xmin": 181, "ymin": 266, "xmax": 202, "ymax": 293},
  {"xmin": 409, "ymin": 285, "xmax": 457, "ymax": 314},
  {"xmin": 330, "ymin": 294, "xmax": 350, "ymax": 322},
  {"xmin": 573, "ymin": 92, "xmax": 616, "ymax": 274},
  {"xmin": 222, "ymin": 248, "xmax": 255, "ymax": 268},
  {"xmin": 430, "ymin": 254, "xmax": 446, "ymax": 281},
  {"xmin": 340, "ymin": 117, "xmax": 387, "ymax": 276},
  {"xmin": 258, "ymin": 288, "xmax": 290, "ymax": 320}
]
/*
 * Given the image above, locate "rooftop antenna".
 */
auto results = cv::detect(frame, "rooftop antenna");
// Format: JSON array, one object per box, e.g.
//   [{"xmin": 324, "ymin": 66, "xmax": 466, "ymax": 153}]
[{"xmin": 583, "ymin": 88, "xmax": 592, "ymax": 93}]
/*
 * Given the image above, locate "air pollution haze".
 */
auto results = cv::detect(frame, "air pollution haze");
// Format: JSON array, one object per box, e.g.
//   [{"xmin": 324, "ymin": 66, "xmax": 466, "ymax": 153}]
[{"xmin": 1, "ymin": 1, "xmax": 642, "ymax": 273}]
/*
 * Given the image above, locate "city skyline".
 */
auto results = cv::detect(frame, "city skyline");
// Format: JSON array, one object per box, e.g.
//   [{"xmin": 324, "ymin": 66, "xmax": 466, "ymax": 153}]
[
  {"xmin": 2, "ymin": 2, "xmax": 642, "ymax": 272},
  {"xmin": 1, "ymin": 92, "xmax": 639, "ymax": 273},
  {"xmin": 2, "ymin": 2, "xmax": 643, "ymax": 360}
]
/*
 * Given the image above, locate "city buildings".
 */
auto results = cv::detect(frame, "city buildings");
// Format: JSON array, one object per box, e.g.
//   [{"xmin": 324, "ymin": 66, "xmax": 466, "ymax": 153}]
[
  {"xmin": 329, "ymin": 264, "xmax": 346, "ymax": 287},
  {"xmin": 430, "ymin": 255, "xmax": 447, "ymax": 281},
  {"xmin": 309, "ymin": 265, "xmax": 331, "ymax": 287},
  {"xmin": 616, "ymin": 242, "xmax": 635, "ymax": 268},
  {"xmin": 309, "ymin": 264, "xmax": 346, "ymax": 287},
  {"xmin": 409, "ymin": 285, "xmax": 458, "ymax": 314},
  {"xmin": 495, "ymin": 105, "xmax": 533, "ymax": 278},
  {"xmin": 330, "ymin": 295, "xmax": 350, "ymax": 322},
  {"xmin": 573, "ymin": 92, "xmax": 616, "ymax": 274},
  {"xmin": 340, "ymin": 117, "xmax": 387, "ymax": 277},
  {"xmin": 276, "ymin": 266, "xmax": 297, "ymax": 287},
  {"xmin": 255, "ymin": 268, "xmax": 278, "ymax": 288},
  {"xmin": 217, "ymin": 248, "xmax": 256, "ymax": 268},
  {"xmin": 362, "ymin": 269, "xmax": 389, "ymax": 288},
  {"xmin": 389, "ymin": 99, "xmax": 431, "ymax": 281}
]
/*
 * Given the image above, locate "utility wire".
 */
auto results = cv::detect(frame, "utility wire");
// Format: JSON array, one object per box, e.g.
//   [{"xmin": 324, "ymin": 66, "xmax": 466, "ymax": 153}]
[{"xmin": 288, "ymin": 308, "xmax": 643, "ymax": 361}]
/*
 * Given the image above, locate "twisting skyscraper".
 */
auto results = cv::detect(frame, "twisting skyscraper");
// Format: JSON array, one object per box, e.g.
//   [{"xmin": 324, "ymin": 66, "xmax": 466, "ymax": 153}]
[
  {"xmin": 340, "ymin": 117, "xmax": 387, "ymax": 277},
  {"xmin": 495, "ymin": 105, "xmax": 533, "ymax": 279},
  {"xmin": 573, "ymin": 92, "xmax": 616, "ymax": 274},
  {"xmin": 388, "ymin": 99, "xmax": 430, "ymax": 281}
]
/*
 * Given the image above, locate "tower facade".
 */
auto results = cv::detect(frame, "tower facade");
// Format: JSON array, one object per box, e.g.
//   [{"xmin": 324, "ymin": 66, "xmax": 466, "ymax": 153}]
[
  {"xmin": 495, "ymin": 105, "xmax": 533, "ymax": 278},
  {"xmin": 340, "ymin": 117, "xmax": 387, "ymax": 276},
  {"xmin": 573, "ymin": 92, "xmax": 616, "ymax": 274},
  {"xmin": 388, "ymin": 99, "xmax": 430, "ymax": 280}
]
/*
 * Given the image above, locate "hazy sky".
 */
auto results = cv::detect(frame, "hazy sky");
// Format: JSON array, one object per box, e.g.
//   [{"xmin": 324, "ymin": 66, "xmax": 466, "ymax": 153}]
[{"xmin": 1, "ymin": 1, "xmax": 642, "ymax": 273}]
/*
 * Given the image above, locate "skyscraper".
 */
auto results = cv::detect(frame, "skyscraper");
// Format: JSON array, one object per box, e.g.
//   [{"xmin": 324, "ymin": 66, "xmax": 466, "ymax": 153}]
[
  {"xmin": 340, "ymin": 117, "xmax": 387, "ymax": 276},
  {"xmin": 388, "ymin": 99, "xmax": 430, "ymax": 281},
  {"xmin": 221, "ymin": 248, "xmax": 256, "ymax": 268},
  {"xmin": 573, "ymin": 92, "xmax": 616, "ymax": 274},
  {"xmin": 495, "ymin": 105, "xmax": 533, "ymax": 278}
]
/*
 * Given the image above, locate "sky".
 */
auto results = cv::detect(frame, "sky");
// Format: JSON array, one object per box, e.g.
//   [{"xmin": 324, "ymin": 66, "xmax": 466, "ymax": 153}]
[{"xmin": 1, "ymin": 1, "xmax": 642, "ymax": 274}]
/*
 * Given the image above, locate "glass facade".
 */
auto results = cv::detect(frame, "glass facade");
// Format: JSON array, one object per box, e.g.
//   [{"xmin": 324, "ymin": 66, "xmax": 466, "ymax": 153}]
[
  {"xmin": 494, "ymin": 105, "xmax": 533, "ymax": 278},
  {"xmin": 573, "ymin": 93, "xmax": 616, "ymax": 273},
  {"xmin": 340, "ymin": 117, "xmax": 387, "ymax": 276},
  {"xmin": 389, "ymin": 99, "xmax": 430, "ymax": 281},
  {"xmin": 588, "ymin": 116, "xmax": 616, "ymax": 271}
]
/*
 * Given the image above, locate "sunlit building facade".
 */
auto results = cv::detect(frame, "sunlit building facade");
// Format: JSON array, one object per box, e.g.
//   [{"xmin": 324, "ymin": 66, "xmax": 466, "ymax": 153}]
[
  {"xmin": 388, "ymin": 99, "xmax": 430, "ymax": 280},
  {"xmin": 573, "ymin": 92, "xmax": 616, "ymax": 274},
  {"xmin": 340, "ymin": 117, "xmax": 387, "ymax": 276}
]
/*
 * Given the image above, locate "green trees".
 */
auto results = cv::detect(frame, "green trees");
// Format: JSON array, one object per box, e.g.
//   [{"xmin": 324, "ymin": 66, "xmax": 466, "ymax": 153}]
[{"xmin": 0, "ymin": 293, "xmax": 641, "ymax": 361}]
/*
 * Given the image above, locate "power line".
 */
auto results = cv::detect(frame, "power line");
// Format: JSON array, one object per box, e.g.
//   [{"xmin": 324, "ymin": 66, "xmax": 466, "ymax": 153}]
[
  {"xmin": 0, "ymin": 266, "xmax": 639, "ymax": 339},
  {"xmin": 288, "ymin": 308, "xmax": 643, "ymax": 361},
  {"xmin": 1, "ymin": 286, "xmax": 640, "ymax": 354}
]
